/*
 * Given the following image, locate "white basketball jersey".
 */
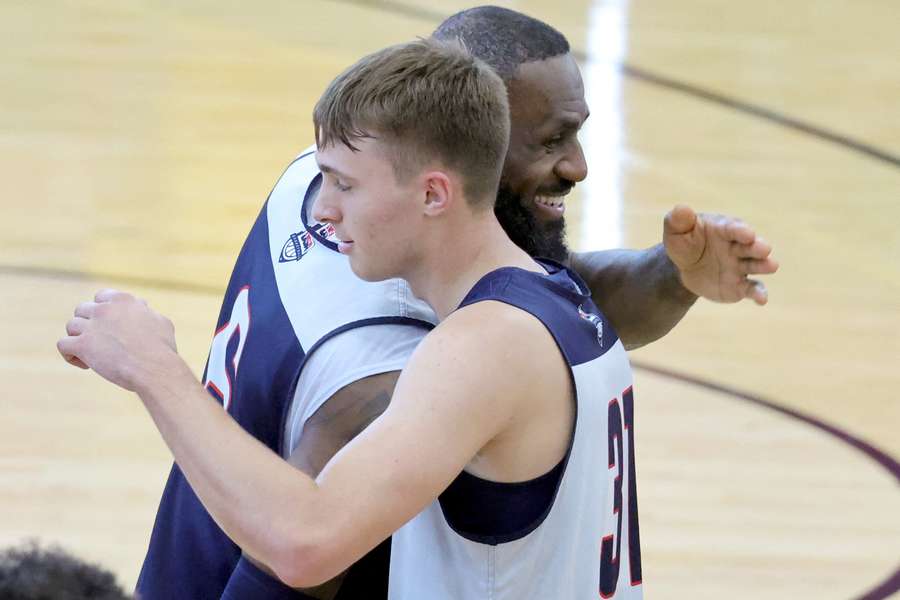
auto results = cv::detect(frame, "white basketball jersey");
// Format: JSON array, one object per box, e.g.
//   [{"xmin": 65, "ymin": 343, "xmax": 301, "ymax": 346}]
[{"xmin": 388, "ymin": 263, "xmax": 643, "ymax": 599}]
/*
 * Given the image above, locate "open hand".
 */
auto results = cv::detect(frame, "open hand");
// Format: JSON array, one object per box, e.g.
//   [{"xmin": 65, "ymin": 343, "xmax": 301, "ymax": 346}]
[{"xmin": 664, "ymin": 205, "xmax": 779, "ymax": 304}]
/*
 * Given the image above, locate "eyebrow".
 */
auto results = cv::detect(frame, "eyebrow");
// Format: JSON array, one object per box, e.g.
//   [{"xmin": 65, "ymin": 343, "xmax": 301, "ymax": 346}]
[
  {"xmin": 560, "ymin": 111, "xmax": 591, "ymax": 130},
  {"xmin": 317, "ymin": 162, "xmax": 354, "ymax": 181},
  {"xmin": 544, "ymin": 111, "xmax": 591, "ymax": 136}
]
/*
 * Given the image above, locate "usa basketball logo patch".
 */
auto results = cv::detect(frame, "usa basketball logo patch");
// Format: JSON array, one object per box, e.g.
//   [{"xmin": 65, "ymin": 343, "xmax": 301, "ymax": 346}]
[
  {"xmin": 279, "ymin": 231, "xmax": 315, "ymax": 262},
  {"xmin": 578, "ymin": 303, "xmax": 604, "ymax": 346},
  {"xmin": 310, "ymin": 221, "xmax": 338, "ymax": 244}
]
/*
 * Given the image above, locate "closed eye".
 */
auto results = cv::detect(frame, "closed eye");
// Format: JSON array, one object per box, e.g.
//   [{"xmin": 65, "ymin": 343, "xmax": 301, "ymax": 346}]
[{"xmin": 543, "ymin": 135, "xmax": 564, "ymax": 151}]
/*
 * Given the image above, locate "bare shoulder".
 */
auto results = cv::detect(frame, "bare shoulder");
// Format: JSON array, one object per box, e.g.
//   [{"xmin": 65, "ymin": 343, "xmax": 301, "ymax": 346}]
[
  {"xmin": 399, "ymin": 300, "xmax": 563, "ymax": 401},
  {"xmin": 425, "ymin": 299, "xmax": 552, "ymax": 353}
]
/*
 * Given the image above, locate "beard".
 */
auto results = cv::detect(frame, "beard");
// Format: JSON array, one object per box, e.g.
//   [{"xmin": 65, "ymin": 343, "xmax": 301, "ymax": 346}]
[{"xmin": 494, "ymin": 185, "xmax": 570, "ymax": 262}]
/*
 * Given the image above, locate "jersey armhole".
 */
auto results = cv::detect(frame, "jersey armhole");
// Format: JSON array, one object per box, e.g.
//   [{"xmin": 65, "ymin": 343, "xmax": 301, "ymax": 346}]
[{"xmin": 280, "ymin": 318, "xmax": 432, "ymax": 457}]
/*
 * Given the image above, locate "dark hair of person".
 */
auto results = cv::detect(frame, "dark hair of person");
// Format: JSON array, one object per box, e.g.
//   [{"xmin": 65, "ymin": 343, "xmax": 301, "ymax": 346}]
[
  {"xmin": 432, "ymin": 5, "xmax": 570, "ymax": 81},
  {"xmin": 0, "ymin": 540, "xmax": 130, "ymax": 600}
]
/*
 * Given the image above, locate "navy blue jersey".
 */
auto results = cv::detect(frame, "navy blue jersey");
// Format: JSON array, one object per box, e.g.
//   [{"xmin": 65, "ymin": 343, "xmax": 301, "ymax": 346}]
[{"xmin": 136, "ymin": 149, "xmax": 434, "ymax": 599}]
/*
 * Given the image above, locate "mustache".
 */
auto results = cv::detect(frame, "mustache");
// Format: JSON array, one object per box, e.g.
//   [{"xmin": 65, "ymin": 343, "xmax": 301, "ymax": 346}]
[{"xmin": 535, "ymin": 181, "xmax": 575, "ymax": 197}]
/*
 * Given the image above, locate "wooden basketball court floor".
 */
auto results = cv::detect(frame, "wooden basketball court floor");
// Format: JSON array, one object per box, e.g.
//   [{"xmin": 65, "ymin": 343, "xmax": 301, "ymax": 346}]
[{"xmin": 1, "ymin": 1, "xmax": 898, "ymax": 597}]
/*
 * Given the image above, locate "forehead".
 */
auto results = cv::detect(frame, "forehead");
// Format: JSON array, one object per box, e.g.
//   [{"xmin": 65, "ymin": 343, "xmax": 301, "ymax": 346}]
[
  {"xmin": 317, "ymin": 136, "xmax": 387, "ymax": 174},
  {"xmin": 507, "ymin": 53, "xmax": 588, "ymax": 130}
]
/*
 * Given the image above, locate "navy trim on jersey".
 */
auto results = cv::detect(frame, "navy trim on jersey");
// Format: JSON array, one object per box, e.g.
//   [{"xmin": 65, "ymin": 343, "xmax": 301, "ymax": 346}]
[
  {"xmin": 301, "ymin": 174, "xmax": 338, "ymax": 251},
  {"xmin": 439, "ymin": 456, "xmax": 566, "ymax": 545},
  {"xmin": 278, "ymin": 316, "xmax": 436, "ymax": 456},
  {"xmin": 435, "ymin": 260, "xmax": 608, "ymax": 545},
  {"xmin": 264, "ymin": 149, "xmax": 316, "ymax": 206},
  {"xmin": 460, "ymin": 259, "xmax": 620, "ymax": 366},
  {"xmin": 221, "ymin": 539, "xmax": 393, "ymax": 600},
  {"xmin": 221, "ymin": 558, "xmax": 315, "ymax": 599}
]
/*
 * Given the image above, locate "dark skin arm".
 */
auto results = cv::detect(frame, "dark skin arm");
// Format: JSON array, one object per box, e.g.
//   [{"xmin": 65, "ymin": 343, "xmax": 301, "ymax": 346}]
[
  {"xmin": 569, "ymin": 205, "xmax": 779, "ymax": 350},
  {"xmin": 569, "ymin": 244, "xmax": 696, "ymax": 351},
  {"xmin": 236, "ymin": 209, "xmax": 779, "ymax": 586},
  {"xmin": 244, "ymin": 370, "xmax": 400, "ymax": 599}
]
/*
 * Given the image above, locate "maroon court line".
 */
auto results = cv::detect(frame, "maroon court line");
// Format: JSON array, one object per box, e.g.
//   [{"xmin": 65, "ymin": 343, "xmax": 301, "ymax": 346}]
[
  {"xmin": 5, "ymin": 265, "xmax": 897, "ymax": 596},
  {"xmin": 631, "ymin": 360, "xmax": 900, "ymax": 600},
  {"xmin": 328, "ymin": 0, "xmax": 900, "ymax": 171}
]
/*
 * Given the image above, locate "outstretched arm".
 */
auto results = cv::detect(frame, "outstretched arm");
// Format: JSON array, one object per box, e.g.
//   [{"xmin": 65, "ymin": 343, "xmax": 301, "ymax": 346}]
[{"xmin": 569, "ymin": 204, "xmax": 778, "ymax": 350}]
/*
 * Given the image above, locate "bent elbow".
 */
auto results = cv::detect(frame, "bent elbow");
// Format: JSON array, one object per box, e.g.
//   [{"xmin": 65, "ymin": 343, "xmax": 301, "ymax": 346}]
[{"xmin": 271, "ymin": 533, "xmax": 342, "ymax": 589}]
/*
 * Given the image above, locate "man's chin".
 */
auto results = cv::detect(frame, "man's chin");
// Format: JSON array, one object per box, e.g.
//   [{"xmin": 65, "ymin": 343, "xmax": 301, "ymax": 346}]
[
  {"xmin": 531, "ymin": 200, "xmax": 567, "ymax": 224},
  {"xmin": 531, "ymin": 217, "xmax": 570, "ymax": 262},
  {"xmin": 495, "ymin": 188, "xmax": 570, "ymax": 262}
]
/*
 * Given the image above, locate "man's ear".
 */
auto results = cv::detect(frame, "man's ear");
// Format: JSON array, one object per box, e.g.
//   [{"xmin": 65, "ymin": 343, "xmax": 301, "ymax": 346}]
[{"xmin": 422, "ymin": 171, "xmax": 453, "ymax": 216}]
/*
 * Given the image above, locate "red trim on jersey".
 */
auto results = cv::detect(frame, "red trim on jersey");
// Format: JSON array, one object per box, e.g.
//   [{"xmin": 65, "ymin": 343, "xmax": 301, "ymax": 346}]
[{"xmin": 205, "ymin": 381, "xmax": 225, "ymax": 401}]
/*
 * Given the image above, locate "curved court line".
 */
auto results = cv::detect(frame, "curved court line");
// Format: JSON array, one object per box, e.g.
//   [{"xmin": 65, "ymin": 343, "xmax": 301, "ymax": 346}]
[
  {"xmin": 5, "ymin": 263, "xmax": 897, "ymax": 597},
  {"xmin": 632, "ymin": 360, "xmax": 900, "ymax": 600},
  {"xmin": 0, "ymin": 264, "xmax": 222, "ymax": 295},
  {"xmin": 328, "ymin": 0, "xmax": 900, "ymax": 170},
  {"xmin": 615, "ymin": 65, "xmax": 900, "ymax": 169}
]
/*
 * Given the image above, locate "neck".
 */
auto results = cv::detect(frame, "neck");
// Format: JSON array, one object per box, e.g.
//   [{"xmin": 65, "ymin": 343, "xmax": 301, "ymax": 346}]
[{"xmin": 403, "ymin": 208, "xmax": 543, "ymax": 321}]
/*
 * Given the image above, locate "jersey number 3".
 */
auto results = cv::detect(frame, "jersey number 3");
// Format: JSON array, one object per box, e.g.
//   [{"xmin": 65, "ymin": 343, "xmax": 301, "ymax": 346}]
[
  {"xmin": 204, "ymin": 286, "xmax": 251, "ymax": 411},
  {"xmin": 600, "ymin": 387, "xmax": 642, "ymax": 597}
]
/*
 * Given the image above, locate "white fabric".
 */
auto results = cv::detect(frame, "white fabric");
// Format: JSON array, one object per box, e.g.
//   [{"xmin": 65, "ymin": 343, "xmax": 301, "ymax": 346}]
[
  {"xmin": 282, "ymin": 323, "xmax": 427, "ymax": 457},
  {"xmin": 266, "ymin": 146, "xmax": 436, "ymax": 457},
  {"xmin": 388, "ymin": 339, "xmax": 642, "ymax": 600},
  {"xmin": 266, "ymin": 147, "xmax": 436, "ymax": 352}
]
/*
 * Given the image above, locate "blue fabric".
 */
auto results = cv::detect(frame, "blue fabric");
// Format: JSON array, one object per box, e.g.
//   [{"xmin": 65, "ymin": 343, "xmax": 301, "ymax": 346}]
[
  {"xmin": 219, "ymin": 540, "xmax": 392, "ymax": 600},
  {"xmin": 459, "ymin": 259, "xmax": 619, "ymax": 365},
  {"xmin": 437, "ymin": 260, "xmax": 617, "ymax": 544},
  {"xmin": 137, "ymin": 202, "xmax": 304, "ymax": 599},
  {"xmin": 220, "ymin": 558, "xmax": 314, "ymax": 600}
]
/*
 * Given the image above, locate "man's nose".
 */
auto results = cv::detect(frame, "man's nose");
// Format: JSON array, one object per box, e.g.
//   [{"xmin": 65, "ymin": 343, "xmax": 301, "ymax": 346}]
[
  {"xmin": 311, "ymin": 183, "xmax": 339, "ymax": 224},
  {"xmin": 555, "ymin": 140, "xmax": 588, "ymax": 183}
]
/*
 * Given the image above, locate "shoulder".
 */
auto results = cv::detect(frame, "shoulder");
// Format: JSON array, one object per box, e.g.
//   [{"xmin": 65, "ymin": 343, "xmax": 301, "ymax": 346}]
[
  {"xmin": 420, "ymin": 300, "xmax": 549, "ymax": 354},
  {"xmin": 400, "ymin": 301, "xmax": 562, "ymax": 400}
]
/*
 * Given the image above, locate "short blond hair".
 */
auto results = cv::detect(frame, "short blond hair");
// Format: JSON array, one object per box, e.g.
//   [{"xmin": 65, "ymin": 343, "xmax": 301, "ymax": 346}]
[{"xmin": 313, "ymin": 38, "xmax": 509, "ymax": 206}]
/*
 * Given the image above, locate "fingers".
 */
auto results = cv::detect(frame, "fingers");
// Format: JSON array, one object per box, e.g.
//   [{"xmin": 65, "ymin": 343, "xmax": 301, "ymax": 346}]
[
  {"xmin": 740, "ymin": 257, "xmax": 780, "ymax": 276},
  {"xmin": 65, "ymin": 316, "xmax": 88, "ymax": 336},
  {"xmin": 664, "ymin": 204, "xmax": 698, "ymax": 235},
  {"xmin": 94, "ymin": 289, "xmax": 149, "ymax": 308},
  {"xmin": 742, "ymin": 280, "xmax": 768, "ymax": 306},
  {"xmin": 95, "ymin": 289, "xmax": 128, "ymax": 303},
  {"xmin": 731, "ymin": 237, "xmax": 772, "ymax": 260},
  {"xmin": 722, "ymin": 219, "xmax": 755, "ymax": 245},
  {"xmin": 66, "ymin": 355, "xmax": 90, "ymax": 369},
  {"xmin": 74, "ymin": 301, "xmax": 98, "ymax": 319},
  {"xmin": 57, "ymin": 336, "xmax": 89, "ymax": 370},
  {"xmin": 61, "ymin": 317, "xmax": 90, "ymax": 368}
]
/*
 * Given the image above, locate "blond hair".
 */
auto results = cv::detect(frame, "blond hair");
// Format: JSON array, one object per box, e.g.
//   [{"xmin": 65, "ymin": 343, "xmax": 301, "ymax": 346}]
[{"xmin": 314, "ymin": 38, "xmax": 509, "ymax": 206}]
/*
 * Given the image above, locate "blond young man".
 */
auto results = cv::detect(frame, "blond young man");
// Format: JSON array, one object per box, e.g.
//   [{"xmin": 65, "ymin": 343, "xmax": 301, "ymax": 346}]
[
  {"xmin": 61, "ymin": 39, "xmax": 651, "ymax": 598},
  {"xmin": 128, "ymin": 8, "xmax": 776, "ymax": 599}
]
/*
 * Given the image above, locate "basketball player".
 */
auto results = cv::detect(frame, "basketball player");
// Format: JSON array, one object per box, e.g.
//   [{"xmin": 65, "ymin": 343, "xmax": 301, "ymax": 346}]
[
  {"xmin": 206, "ymin": 9, "xmax": 774, "ymax": 598},
  {"xmin": 60, "ymin": 38, "xmax": 775, "ymax": 599},
  {"xmin": 130, "ymin": 7, "xmax": 771, "ymax": 600},
  {"xmin": 60, "ymin": 37, "xmax": 641, "ymax": 598},
  {"xmin": 79, "ymin": 7, "xmax": 776, "ymax": 600}
]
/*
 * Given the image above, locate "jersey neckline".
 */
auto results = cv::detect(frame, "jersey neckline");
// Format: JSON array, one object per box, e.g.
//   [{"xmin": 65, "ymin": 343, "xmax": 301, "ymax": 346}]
[{"xmin": 300, "ymin": 173, "xmax": 340, "ymax": 253}]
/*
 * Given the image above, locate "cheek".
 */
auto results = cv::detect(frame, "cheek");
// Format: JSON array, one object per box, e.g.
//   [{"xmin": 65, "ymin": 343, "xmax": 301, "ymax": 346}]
[
  {"xmin": 505, "ymin": 150, "xmax": 551, "ymax": 192},
  {"xmin": 357, "ymin": 198, "xmax": 408, "ymax": 243}
]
